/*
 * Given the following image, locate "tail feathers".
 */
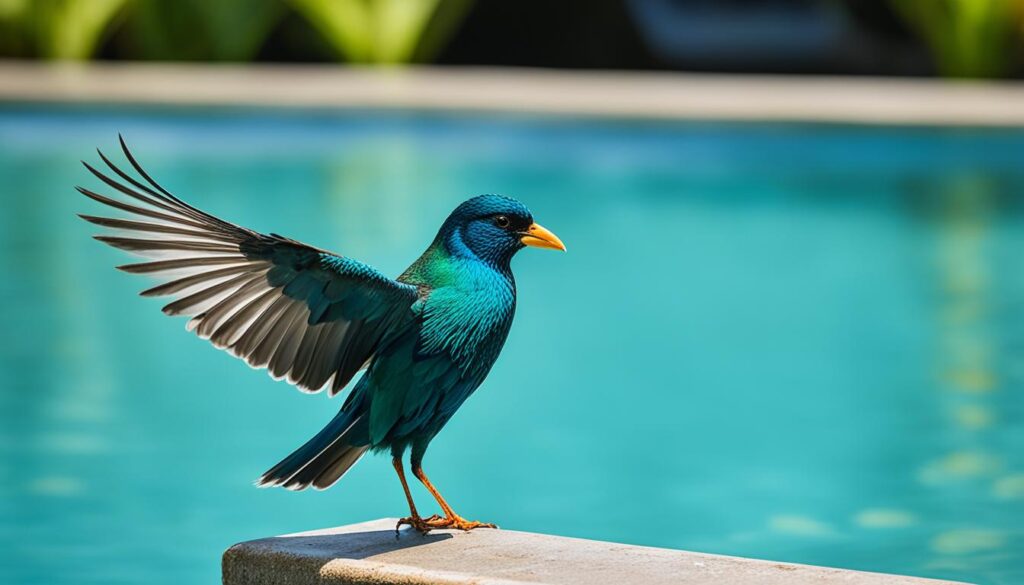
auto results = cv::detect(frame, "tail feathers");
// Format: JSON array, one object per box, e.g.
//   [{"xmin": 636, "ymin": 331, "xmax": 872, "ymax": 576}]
[
  {"xmin": 257, "ymin": 411, "xmax": 368, "ymax": 491},
  {"xmin": 307, "ymin": 444, "xmax": 368, "ymax": 489}
]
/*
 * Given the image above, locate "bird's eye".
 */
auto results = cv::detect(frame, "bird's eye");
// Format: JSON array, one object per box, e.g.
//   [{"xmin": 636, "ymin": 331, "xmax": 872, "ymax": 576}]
[{"xmin": 494, "ymin": 215, "xmax": 510, "ymax": 229}]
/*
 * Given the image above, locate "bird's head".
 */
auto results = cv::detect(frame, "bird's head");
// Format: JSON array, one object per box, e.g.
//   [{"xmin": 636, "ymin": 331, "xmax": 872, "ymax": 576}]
[{"xmin": 437, "ymin": 194, "xmax": 565, "ymax": 268}]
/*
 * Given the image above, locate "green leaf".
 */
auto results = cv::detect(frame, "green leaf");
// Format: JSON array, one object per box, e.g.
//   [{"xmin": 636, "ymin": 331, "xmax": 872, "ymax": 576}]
[
  {"xmin": 890, "ymin": 0, "xmax": 1023, "ymax": 78},
  {"xmin": 122, "ymin": 0, "xmax": 284, "ymax": 61},
  {"xmin": 31, "ymin": 0, "xmax": 128, "ymax": 60},
  {"xmin": 289, "ymin": 0, "xmax": 472, "ymax": 64}
]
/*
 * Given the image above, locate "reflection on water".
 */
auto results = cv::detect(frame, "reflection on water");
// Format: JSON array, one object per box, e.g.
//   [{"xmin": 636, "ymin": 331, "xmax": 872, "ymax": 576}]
[
  {"xmin": 853, "ymin": 508, "xmax": 917, "ymax": 529},
  {"xmin": 920, "ymin": 175, "xmax": 1018, "ymax": 582},
  {"xmin": 0, "ymin": 107, "xmax": 1022, "ymax": 585}
]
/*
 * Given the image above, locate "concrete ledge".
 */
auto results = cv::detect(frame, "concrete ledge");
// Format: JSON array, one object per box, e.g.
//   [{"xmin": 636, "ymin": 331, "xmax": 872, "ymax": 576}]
[
  {"xmin": 2, "ymin": 61, "xmax": 1024, "ymax": 127},
  {"xmin": 223, "ymin": 519, "xmax": 970, "ymax": 585}
]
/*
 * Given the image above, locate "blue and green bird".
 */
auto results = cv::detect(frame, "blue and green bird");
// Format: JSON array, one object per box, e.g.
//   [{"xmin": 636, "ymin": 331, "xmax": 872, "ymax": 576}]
[{"xmin": 78, "ymin": 137, "xmax": 565, "ymax": 532}]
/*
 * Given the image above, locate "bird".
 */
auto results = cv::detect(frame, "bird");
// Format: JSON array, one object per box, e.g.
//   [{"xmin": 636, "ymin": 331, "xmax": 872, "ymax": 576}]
[{"xmin": 77, "ymin": 136, "xmax": 565, "ymax": 533}]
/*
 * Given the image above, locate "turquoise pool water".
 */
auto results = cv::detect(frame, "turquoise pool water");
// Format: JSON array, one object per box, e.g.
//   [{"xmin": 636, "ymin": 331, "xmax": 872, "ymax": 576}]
[{"xmin": 1, "ymin": 107, "xmax": 1022, "ymax": 585}]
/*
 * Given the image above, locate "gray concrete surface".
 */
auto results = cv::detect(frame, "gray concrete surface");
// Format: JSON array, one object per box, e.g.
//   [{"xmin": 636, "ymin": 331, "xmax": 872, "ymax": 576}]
[
  {"xmin": 223, "ymin": 518, "xmax": 971, "ymax": 585},
  {"xmin": 2, "ymin": 61, "xmax": 1024, "ymax": 127}
]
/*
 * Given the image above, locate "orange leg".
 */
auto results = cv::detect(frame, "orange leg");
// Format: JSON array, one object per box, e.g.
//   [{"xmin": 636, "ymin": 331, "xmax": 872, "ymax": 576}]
[
  {"xmin": 410, "ymin": 463, "xmax": 497, "ymax": 532},
  {"xmin": 393, "ymin": 457, "xmax": 440, "ymax": 534}
]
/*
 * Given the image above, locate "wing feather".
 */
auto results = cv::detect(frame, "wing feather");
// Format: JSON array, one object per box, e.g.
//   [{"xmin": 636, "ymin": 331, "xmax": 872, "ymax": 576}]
[
  {"xmin": 210, "ymin": 288, "xmax": 281, "ymax": 348},
  {"xmin": 195, "ymin": 275, "xmax": 277, "ymax": 339},
  {"xmin": 79, "ymin": 137, "xmax": 419, "ymax": 394},
  {"xmin": 118, "ymin": 256, "xmax": 245, "ymax": 275}
]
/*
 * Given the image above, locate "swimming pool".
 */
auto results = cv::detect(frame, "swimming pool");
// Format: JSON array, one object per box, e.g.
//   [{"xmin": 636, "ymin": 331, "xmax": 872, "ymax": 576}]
[{"xmin": 1, "ymin": 106, "xmax": 1022, "ymax": 585}]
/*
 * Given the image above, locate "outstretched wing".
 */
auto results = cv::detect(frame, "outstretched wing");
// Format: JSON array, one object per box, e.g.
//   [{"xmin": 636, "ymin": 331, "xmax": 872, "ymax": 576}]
[{"xmin": 78, "ymin": 136, "xmax": 419, "ymax": 395}]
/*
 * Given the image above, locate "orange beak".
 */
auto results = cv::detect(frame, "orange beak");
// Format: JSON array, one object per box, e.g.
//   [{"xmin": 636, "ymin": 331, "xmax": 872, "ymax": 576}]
[{"xmin": 520, "ymin": 222, "xmax": 566, "ymax": 252}]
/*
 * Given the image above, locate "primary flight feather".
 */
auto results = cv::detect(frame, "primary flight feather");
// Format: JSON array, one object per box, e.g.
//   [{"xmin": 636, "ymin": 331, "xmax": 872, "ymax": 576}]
[{"xmin": 78, "ymin": 137, "xmax": 565, "ymax": 532}]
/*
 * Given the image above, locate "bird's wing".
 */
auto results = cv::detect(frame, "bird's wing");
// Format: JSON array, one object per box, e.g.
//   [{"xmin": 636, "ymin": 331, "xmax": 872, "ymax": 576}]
[{"xmin": 78, "ymin": 137, "xmax": 420, "ymax": 395}]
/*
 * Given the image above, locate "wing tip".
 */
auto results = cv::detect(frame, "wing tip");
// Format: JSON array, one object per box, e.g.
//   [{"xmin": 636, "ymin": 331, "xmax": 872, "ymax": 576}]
[{"xmin": 78, "ymin": 213, "xmax": 109, "ymax": 226}]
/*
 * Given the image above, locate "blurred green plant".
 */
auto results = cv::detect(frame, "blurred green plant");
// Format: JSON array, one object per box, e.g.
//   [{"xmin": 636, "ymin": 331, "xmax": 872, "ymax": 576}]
[
  {"xmin": 0, "ymin": 0, "xmax": 471, "ymax": 63},
  {"xmin": 289, "ymin": 0, "xmax": 472, "ymax": 64},
  {"xmin": 890, "ymin": 0, "xmax": 1024, "ymax": 78},
  {"xmin": 0, "ymin": 0, "xmax": 127, "ymax": 59},
  {"xmin": 119, "ymin": 0, "xmax": 284, "ymax": 61}
]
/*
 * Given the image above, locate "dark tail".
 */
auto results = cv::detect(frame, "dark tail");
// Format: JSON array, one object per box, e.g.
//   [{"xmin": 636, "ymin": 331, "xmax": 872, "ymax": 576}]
[{"xmin": 257, "ymin": 409, "xmax": 369, "ymax": 491}]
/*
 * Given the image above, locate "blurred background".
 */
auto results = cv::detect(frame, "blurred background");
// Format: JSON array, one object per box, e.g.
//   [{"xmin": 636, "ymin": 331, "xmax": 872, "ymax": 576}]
[
  {"xmin": 0, "ymin": 0, "xmax": 1023, "ymax": 77},
  {"xmin": 1, "ymin": 2, "xmax": 1024, "ymax": 585}
]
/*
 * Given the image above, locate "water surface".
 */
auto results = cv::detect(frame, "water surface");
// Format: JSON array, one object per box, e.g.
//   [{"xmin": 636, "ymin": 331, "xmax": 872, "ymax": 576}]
[{"xmin": 1, "ymin": 106, "xmax": 1022, "ymax": 584}]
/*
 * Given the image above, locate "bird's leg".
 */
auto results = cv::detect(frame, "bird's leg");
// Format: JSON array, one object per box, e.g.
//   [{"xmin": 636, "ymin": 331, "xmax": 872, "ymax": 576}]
[
  {"xmin": 393, "ymin": 457, "xmax": 440, "ymax": 534},
  {"xmin": 410, "ymin": 462, "xmax": 497, "ymax": 531}
]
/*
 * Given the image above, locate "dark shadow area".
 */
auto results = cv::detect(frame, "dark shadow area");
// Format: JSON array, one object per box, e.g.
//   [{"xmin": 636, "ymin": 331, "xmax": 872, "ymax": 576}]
[{"xmin": 268, "ymin": 527, "xmax": 454, "ymax": 561}]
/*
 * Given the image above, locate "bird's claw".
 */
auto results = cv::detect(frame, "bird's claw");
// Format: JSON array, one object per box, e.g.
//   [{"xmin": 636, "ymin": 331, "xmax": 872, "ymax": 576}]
[
  {"xmin": 396, "ymin": 514, "xmax": 497, "ymax": 534},
  {"xmin": 395, "ymin": 514, "xmax": 442, "ymax": 535},
  {"xmin": 443, "ymin": 516, "xmax": 498, "ymax": 531}
]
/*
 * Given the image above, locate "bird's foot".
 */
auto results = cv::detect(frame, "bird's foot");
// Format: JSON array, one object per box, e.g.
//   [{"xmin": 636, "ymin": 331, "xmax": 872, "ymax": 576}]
[
  {"xmin": 396, "ymin": 514, "xmax": 443, "ymax": 535},
  {"xmin": 396, "ymin": 513, "xmax": 497, "ymax": 534},
  {"xmin": 434, "ymin": 515, "xmax": 498, "ymax": 532}
]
